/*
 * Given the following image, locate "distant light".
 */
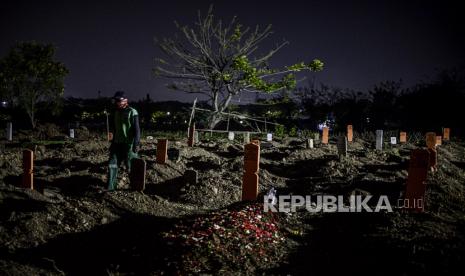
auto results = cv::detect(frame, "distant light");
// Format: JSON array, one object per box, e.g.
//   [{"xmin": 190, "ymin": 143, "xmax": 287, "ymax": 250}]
[
  {"xmin": 239, "ymin": 120, "xmax": 243, "ymax": 124},
  {"xmin": 1, "ymin": 101, "xmax": 7, "ymax": 107},
  {"xmin": 317, "ymin": 122, "xmax": 327, "ymax": 131},
  {"xmin": 166, "ymin": 112, "xmax": 171, "ymax": 116},
  {"xmin": 184, "ymin": 120, "xmax": 187, "ymax": 123}
]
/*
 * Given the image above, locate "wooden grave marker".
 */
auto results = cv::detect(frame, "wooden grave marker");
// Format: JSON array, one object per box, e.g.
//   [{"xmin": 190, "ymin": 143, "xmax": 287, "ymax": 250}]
[
  {"xmin": 399, "ymin": 132, "xmax": 407, "ymax": 143},
  {"xmin": 322, "ymin": 127, "xmax": 329, "ymax": 144},
  {"xmin": 443, "ymin": 128, "xmax": 450, "ymax": 141},
  {"xmin": 167, "ymin": 148, "xmax": 180, "ymax": 162},
  {"xmin": 130, "ymin": 158, "xmax": 146, "ymax": 191},
  {"xmin": 436, "ymin": 136, "xmax": 442, "ymax": 146},
  {"xmin": 184, "ymin": 169, "xmax": 198, "ymax": 185},
  {"xmin": 337, "ymin": 136, "xmax": 348, "ymax": 157},
  {"xmin": 156, "ymin": 139, "xmax": 168, "ymax": 164},
  {"xmin": 22, "ymin": 149, "xmax": 34, "ymax": 189},
  {"xmin": 425, "ymin": 132, "xmax": 436, "ymax": 149},
  {"xmin": 242, "ymin": 143, "xmax": 260, "ymax": 201},
  {"xmin": 404, "ymin": 149, "xmax": 430, "ymax": 212},
  {"xmin": 347, "ymin": 125, "xmax": 353, "ymax": 142}
]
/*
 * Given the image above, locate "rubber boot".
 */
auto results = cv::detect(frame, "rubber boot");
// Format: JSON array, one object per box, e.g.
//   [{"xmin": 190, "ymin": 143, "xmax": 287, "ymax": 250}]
[
  {"xmin": 107, "ymin": 164, "xmax": 118, "ymax": 191},
  {"xmin": 126, "ymin": 145, "xmax": 138, "ymax": 173}
]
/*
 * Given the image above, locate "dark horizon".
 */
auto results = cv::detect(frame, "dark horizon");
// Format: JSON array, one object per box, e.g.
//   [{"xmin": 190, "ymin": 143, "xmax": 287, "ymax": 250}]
[{"xmin": 1, "ymin": 0, "xmax": 464, "ymax": 102}]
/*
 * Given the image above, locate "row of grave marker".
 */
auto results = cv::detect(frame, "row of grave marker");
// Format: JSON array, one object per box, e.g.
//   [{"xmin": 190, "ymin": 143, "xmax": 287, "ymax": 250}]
[
  {"xmin": 17, "ymin": 133, "xmax": 182, "ymax": 190},
  {"xmin": 176, "ymin": 125, "xmax": 451, "ymax": 203},
  {"xmin": 19, "ymin": 148, "xmax": 149, "ymax": 191},
  {"xmin": 4, "ymin": 122, "xmax": 78, "ymax": 141},
  {"xmin": 16, "ymin": 139, "xmax": 441, "ymax": 211},
  {"xmin": 187, "ymin": 123, "xmax": 272, "ymax": 147},
  {"xmin": 4, "ymin": 121, "xmax": 450, "ymax": 146},
  {"xmin": 240, "ymin": 129, "xmax": 447, "ymax": 212},
  {"xmin": 321, "ymin": 125, "xmax": 450, "ymax": 147},
  {"xmin": 186, "ymin": 123, "xmax": 259, "ymax": 200},
  {"xmin": 141, "ymin": 125, "xmax": 439, "ymax": 211},
  {"xmin": 159, "ymin": 132, "xmax": 262, "ymax": 201},
  {"xmin": 4, "ymin": 123, "xmax": 167, "ymax": 142},
  {"xmin": 18, "ymin": 134, "xmax": 261, "ymax": 202},
  {"xmin": 19, "ymin": 132, "xmax": 208, "ymax": 192},
  {"xmin": 17, "ymin": 123, "xmax": 451, "ymax": 209},
  {"xmin": 240, "ymin": 132, "xmax": 443, "ymax": 212},
  {"xmin": 187, "ymin": 124, "xmax": 447, "ymax": 148},
  {"xmin": 19, "ymin": 137, "xmax": 170, "ymax": 192}
]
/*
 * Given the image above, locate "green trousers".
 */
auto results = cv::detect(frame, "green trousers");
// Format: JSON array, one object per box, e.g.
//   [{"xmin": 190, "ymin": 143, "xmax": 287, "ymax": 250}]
[{"xmin": 107, "ymin": 143, "xmax": 138, "ymax": 190}]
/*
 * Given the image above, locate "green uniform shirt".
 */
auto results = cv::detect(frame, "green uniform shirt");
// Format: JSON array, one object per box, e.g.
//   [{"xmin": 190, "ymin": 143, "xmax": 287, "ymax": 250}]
[{"xmin": 113, "ymin": 107, "xmax": 139, "ymax": 144}]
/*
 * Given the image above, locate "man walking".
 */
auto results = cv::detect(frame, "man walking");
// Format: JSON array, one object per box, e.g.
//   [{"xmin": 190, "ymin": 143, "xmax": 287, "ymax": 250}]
[{"xmin": 107, "ymin": 91, "xmax": 140, "ymax": 190}]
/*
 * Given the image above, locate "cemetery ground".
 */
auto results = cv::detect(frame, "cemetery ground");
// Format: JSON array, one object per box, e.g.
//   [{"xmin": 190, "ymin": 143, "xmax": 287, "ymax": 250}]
[{"xmin": 1, "ymin": 127, "xmax": 465, "ymax": 275}]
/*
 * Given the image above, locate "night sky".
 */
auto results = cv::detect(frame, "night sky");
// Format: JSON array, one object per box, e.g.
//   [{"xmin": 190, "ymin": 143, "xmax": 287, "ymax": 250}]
[{"xmin": 1, "ymin": 0, "xmax": 464, "ymax": 102}]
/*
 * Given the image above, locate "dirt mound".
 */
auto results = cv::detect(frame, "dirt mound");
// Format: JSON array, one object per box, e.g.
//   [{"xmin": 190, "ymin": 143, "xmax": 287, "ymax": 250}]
[
  {"xmin": 34, "ymin": 123, "xmax": 63, "ymax": 140},
  {"xmin": 1, "ymin": 135, "xmax": 465, "ymax": 274}
]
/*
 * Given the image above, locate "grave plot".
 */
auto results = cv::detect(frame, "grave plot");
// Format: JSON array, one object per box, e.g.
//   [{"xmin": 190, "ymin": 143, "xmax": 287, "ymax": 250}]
[
  {"xmin": 1, "ymin": 1, "xmax": 465, "ymax": 273},
  {"xmin": 0, "ymin": 131, "xmax": 465, "ymax": 275}
]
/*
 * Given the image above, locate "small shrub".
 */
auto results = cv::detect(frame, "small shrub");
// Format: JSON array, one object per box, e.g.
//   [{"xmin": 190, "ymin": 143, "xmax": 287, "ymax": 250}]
[
  {"xmin": 274, "ymin": 125, "xmax": 285, "ymax": 138},
  {"xmin": 288, "ymin": 126, "xmax": 298, "ymax": 137}
]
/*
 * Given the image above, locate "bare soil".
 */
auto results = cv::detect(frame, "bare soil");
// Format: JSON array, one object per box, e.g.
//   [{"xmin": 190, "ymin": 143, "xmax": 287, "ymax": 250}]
[{"xmin": 1, "ymin": 133, "xmax": 465, "ymax": 275}]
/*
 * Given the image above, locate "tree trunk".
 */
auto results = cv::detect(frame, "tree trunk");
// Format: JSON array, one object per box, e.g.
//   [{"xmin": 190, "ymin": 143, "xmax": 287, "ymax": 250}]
[
  {"xmin": 207, "ymin": 92, "xmax": 234, "ymax": 129},
  {"xmin": 29, "ymin": 98, "xmax": 36, "ymax": 129},
  {"xmin": 208, "ymin": 112, "xmax": 223, "ymax": 129},
  {"xmin": 30, "ymin": 113, "xmax": 35, "ymax": 129}
]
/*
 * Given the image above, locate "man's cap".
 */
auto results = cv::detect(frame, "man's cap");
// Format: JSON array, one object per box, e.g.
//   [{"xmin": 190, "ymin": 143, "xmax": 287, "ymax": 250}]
[{"xmin": 113, "ymin": 91, "xmax": 127, "ymax": 100}]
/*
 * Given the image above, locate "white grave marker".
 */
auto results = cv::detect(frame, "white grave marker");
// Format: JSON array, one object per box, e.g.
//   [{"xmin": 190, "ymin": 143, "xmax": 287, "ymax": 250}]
[
  {"xmin": 376, "ymin": 130, "xmax": 383, "ymax": 150},
  {"xmin": 6, "ymin": 122, "xmax": 12, "ymax": 141},
  {"xmin": 307, "ymin": 138, "xmax": 314, "ymax": 149},
  {"xmin": 243, "ymin": 132, "xmax": 250, "ymax": 144},
  {"xmin": 267, "ymin": 133, "xmax": 273, "ymax": 142},
  {"xmin": 194, "ymin": 131, "xmax": 199, "ymax": 143},
  {"xmin": 69, "ymin": 129, "xmax": 75, "ymax": 139},
  {"xmin": 390, "ymin": 137, "xmax": 397, "ymax": 145},
  {"xmin": 228, "ymin": 132, "xmax": 235, "ymax": 141}
]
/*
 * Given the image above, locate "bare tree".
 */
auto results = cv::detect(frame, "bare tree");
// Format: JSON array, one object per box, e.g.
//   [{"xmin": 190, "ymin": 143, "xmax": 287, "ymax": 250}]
[{"xmin": 154, "ymin": 6, "xmax": 323, "ymax": 128}]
